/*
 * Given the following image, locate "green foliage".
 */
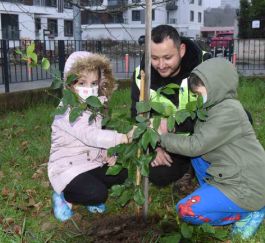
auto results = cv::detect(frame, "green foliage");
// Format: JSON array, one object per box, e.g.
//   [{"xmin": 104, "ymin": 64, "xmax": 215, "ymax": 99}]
[
  {"xmin": 106, "ymin": 84, "xmax": 207, "ymax": 207},
  {"xmin": 238, "ymin": 0, "xmax": 265, "ymax": 38}
]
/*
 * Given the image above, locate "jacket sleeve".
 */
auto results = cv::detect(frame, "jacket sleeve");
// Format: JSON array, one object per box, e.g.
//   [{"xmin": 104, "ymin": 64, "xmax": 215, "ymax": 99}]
[
  {"xmin": 130, "ymin": 70, "xmax": 140, "ymax": 118},
  {"xmin": 160, "ymin": 104, "xmax": 243, "ymax": 157},
  {"xmin": 53, "ymin": 114, "xmax": 124, "ymax": 149}
]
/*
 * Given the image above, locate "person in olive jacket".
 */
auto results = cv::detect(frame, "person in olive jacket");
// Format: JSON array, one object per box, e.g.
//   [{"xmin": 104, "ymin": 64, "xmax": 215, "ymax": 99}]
[{"xmin": 159, "ymin": 58, "xmax": 265, "ymax": 239}]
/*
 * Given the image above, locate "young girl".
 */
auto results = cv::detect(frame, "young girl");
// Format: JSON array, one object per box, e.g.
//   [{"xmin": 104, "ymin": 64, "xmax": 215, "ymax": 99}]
[
  {"xmin": 158, "ymin": 58, "xmax": 265, "ymax": 239},
  {"xmin": 48, "ymin": 51, "xmax": 131, "ymax": 222}
]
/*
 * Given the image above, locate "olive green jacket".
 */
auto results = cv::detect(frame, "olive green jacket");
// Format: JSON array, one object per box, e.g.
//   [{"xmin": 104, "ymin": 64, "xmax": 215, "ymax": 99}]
[{"xmin": 161, "ymin": 58, "xmax": 265, "ymax": 211}]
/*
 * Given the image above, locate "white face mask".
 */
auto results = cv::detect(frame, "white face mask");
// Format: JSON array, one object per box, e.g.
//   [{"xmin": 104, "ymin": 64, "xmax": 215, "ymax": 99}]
[
  {"xmin": 202, "ymin": 95, "xmax": 207, "ymax": 104},
  {"xmin": 75, "ymin": 86, "xmax": 99, "ymax": 100}
]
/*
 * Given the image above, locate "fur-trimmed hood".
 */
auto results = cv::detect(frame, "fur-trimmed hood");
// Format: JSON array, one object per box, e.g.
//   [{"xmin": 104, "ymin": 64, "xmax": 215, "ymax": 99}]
[{"xmin": 64, "ymin": 51, "xmax": 115, "ymax": 98}]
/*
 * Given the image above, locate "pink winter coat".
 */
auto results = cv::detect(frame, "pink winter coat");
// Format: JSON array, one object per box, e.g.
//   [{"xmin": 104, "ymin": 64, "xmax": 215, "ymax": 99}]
[{"xmin": 48, "ymin": 105, "xmax": 125, "ymax": 194}]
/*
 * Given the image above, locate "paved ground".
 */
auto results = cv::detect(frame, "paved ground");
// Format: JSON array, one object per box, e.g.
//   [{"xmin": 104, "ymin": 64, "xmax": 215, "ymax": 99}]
[{"xmin": 0, "ymin": 79, "xmax": 53, "ymax": 94}]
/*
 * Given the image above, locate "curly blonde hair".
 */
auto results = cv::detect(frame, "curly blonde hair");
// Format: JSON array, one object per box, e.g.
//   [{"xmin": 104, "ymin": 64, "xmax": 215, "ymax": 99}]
[{"xmin": 65, "ymin": 54, "xmax": 115, "ymax": 98}]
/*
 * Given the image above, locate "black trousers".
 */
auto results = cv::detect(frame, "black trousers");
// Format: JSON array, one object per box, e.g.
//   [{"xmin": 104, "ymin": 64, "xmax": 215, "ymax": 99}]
[
  {"xmin": 149, "ymin": 153, "xmax": 191, "ymax": 187},
  {"xmin": 63, "ymin": 165, "xmax": 127, "ymax": 206}
]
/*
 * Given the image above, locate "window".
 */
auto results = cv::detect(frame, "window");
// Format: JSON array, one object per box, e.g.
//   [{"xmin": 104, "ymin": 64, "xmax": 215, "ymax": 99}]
[
  {"xmin": 46, "ymin": 0, "xmax": 57, "ymax": 7},
  {"xmin": 198, "ymin": 12, "xmax": 202, "ymax": 23},
  {"xmin": 190, "ymin": 0, "xmax": 194, "ymax": 3},
  {"xmin": 132, "ymin": 10, "xmax": 140, "ymax": 21},
  {"xmin": 64, "ymin": 0, "xmax": 72, "ymax": 8},
  {"xmin": 35, "ymin": 18, "xmax": 41, "ymax": 32},
  {"xmin": 1, "ymin": 14, "xmax": 19, "ymax": 40},
  {"xmin": 132, "ymin": 0, "xmax": 141, "ymax": 3},
  {"xmin": 152, "ymin": 9, "xmax": 155, "ymax": 21},
  {"xmin": 190, "ymin": 11, "xmax": 194, "ymax": 22},
  {"xmin": 47, "ymin": 19, "xmax": 58, "ymax": 36},
  {"xmin": 64, "ymin": 20, "xmax": 73, "ymax": 36},
  {"xmin": 198, "ymin": 0, "xmax": 202, "ymax": 6}
]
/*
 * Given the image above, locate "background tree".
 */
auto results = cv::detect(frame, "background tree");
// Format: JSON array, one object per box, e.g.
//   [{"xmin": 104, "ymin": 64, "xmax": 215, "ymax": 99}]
[{"xmin": 238, "ymin": 0, "xmax": 251, "ymax": 38}]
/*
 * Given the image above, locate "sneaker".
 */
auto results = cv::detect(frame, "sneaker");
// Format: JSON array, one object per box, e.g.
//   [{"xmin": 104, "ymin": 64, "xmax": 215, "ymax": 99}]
[
  {"xmin": 232, "ymin": 207, "xmax": 265, "ymax": 239},
  {"xmin": 87, "ymin": 203, "xmax": 106, "ymax": 213},
  {"xmin": 52, "ymin": 192, "xmax": 74, "ymax": 222}
]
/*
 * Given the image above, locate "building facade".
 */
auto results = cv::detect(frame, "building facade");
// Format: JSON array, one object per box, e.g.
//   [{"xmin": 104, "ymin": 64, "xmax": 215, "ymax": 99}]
[
  {"xmin": 0, "ymin": 0, "xmax": 73, "ymax": 41},
  {"xmin": 0, "ymin": 0, "xmax": 207, "ymax": 41},
  {"xmin": 81, "ymin": 0, "xmax": 207, "ymax": 40}
]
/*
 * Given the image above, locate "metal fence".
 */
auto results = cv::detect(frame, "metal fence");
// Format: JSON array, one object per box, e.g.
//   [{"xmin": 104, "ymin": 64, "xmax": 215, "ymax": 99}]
[
  {"xmin": 0, "ymin": 39, "xmax": 143, "ymax": 93},
  {"xmin": 1, "ymin": 38, "xmax": 265, "ymax": 93}
]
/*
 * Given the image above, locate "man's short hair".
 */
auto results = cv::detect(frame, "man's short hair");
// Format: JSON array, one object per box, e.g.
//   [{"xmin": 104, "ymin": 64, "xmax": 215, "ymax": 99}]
[{"xmin": 151, "ymin": 25, "xmax": 181, "ymax": 47}]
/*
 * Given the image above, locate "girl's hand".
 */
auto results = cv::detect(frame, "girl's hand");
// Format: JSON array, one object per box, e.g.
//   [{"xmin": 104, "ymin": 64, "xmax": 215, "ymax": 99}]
[{"xmin": 105, "ymin": 156, "xmax": 117, "ymax": 166}]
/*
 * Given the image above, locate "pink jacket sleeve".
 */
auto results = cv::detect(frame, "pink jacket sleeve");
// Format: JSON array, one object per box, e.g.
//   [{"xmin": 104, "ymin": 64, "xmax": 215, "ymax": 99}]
[{"xmin": 53, "ymin": 111, "xmax": 125, "ymax": 149}]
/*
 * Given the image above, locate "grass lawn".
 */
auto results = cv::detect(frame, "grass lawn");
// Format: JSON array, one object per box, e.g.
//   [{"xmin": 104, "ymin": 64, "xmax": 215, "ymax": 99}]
[{"xmin": 0, "ymin": 78, "xmax": 265, "ymax": 242}]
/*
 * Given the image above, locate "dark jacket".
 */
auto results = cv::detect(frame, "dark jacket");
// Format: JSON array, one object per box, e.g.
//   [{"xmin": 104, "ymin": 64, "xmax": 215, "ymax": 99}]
[
  {"xmin": 131, "ymin": 37, "xmax": 202, "ymax": 133},
  {"xmin": 161, "ymin": 58, "xmax": 265, "ymax": 211}
]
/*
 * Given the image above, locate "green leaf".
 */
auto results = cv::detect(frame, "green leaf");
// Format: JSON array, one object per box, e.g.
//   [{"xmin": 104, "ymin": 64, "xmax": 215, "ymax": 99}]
[
  {"xmin": 62, "ymin": 89, "xmax": 79, "ymax": 107},
  {"xmin": 200, "ymin": 223, "xmax": 215, "ymax": 234},
  {"xmin": 86, "ymin": 96, "xmax": 103, "ymax": 108},
  {"xmin": 197, "ymin": 109, "xmax": 207, "ymax": 121},
  {"xmin": 69, "ymin": 107, "xmax": 83, "ymax": 123},
  {"xmin": 106, "ymin": 164, "xmax": 123, "ymax": 176},
  {"xmin": 54, "ymin": 105, "xmax": 67, "ymax": 115},
  {"xmin": 165, "ymin": 83, "xmax": 180, "ymax": 89},
  {"xmin": 135, "ymin": 115, "xmax": 147, "ymax": 123},
  {"xmin": 26, "ymin": 42, "xmax": 35, "ymax": 55},
  {"xmin": 110, "ymin": 185, "xmax": 125, "ymax": 197},
  {"xmin": 197, "ymin": 95, "xmax": 204, "ymax": 109},
  {"xmin": 181, "ymin": 223, "xmax": 193, "ymax": 239},
  {"xmin": 160, "ymin": 234, "xmax": 181, "ymax": 243},
  {"xmin": 151, "ymin": 102, "xmax": 174, "ymax": 116},
  {"xmin": 138, "ymin": 154, "xmax": 152, "ymax": 176},
  {"xmin": 15, "ymin": 49, "xmax": 23, "ymax": 55},
  {"xmin": 186, "ymin": 101, "xmax": 197, "ymax": 112},
  {"xmin": 136, "ymin": 101, "xmax": 151, "ymax": 114},
  {"xmin": 213, "ymin": 229, "xmax": 228, "ymax": 240},
  {"xmin": 41, "ymin": 57, "xmax": 50, "ymax": 70},
  {"xmin": 175, "ymin": 109, "xmax": 191, "ymax": 125},
  {"xmin": 161, "ymin": 88, "xmax": 175, "ymax": 95},
  {"xmin": 150, "ymin": 102, "xmax": 165, "ymax": 114},
  {"xmin": 133, "ymin": 187, "xmax": 145, "ymax": 205},
  {"xmin": 123, "ymin": 143, "xmax": 138, "ymax": 160},
  {"xmin": 50, "ymin": 75, "xmax": 63, "ymax": 90},
  {"xmin": 101, "ymin": 117, "xmax": 110, "ymax": 126},
  {"xmin": 133, "ymin": 124, "xmax": 147, "ymax": 139},
  {"xmin": 65, "ymin": 74, "xmax": 77, "ymax": 86},
  {"xmin": 167, "ymin": 115, "xmax": 175, "ymax": 132},
  {"xmin": 141, "ymin": 128, "xmax": 159, "ymax": 150},
  {"xmin": 88, "ymin": 112, "xmax": 97, "ymax": 124},
  {"xmin": 28, "ymin": 53, "xmax": 38, "ymax": 66},
  {"xmin": 152, "ymin": 116, "xmax": 161, "ymax": 131},
  {"xmin": 118, "ymin": 190, "xmax": 131, "ymax": 207}
]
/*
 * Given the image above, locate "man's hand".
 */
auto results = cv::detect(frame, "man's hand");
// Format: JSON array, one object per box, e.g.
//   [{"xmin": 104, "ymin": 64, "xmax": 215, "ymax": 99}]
[{"xmin": 151, "ymin": 147, "xmax": 173, "ymax": 167}]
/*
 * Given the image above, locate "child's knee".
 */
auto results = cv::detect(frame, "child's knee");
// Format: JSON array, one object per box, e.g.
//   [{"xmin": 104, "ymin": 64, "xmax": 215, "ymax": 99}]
[{"xmin": 176, "ymin": 197, "xmax": 209, "ymax": 225}]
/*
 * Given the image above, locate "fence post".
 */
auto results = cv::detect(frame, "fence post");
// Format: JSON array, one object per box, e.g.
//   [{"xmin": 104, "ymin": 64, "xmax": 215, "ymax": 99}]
[
  {"xmin": 1, "ymin": 40, "xmax": 10, "ymax": 93},
  {"xmin": 58, "ymin": 40, "xmax": 65, "ymax": 80}
]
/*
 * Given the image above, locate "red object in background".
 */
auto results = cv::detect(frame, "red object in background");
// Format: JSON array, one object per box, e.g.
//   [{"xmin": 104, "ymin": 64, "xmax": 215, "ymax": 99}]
[{"xmin": 210, "ymin": 32, "xmax": 234, "ymax": 49}]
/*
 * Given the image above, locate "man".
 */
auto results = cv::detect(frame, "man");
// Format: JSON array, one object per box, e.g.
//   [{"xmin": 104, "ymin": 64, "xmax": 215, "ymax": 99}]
[{"xmin": 131, "ymin": 25, "xmax": 204, "ymax": 187}]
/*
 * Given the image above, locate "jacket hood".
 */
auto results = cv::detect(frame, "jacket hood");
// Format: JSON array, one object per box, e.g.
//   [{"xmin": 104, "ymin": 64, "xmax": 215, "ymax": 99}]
[
  {"xmin": 64, "ymin": 51, "xmax": 115, "ymax": 98},
  {"xmin": 191, "ymin": 58, "xmax": 238, "ymax": 106}
]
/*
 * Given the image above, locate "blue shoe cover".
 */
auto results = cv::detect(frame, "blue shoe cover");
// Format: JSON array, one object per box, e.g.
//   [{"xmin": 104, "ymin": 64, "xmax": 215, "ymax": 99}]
[
  {"xmin": 52, "ymin": 192, "xmax": 73, "ymax": 222},
  {"xmin": 87, "ymin": 203, "xmax": 106, "ymax": 213},
  {"xmin": 232, "ymin": 207, "xmax": 265, "ymax": 239}
]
